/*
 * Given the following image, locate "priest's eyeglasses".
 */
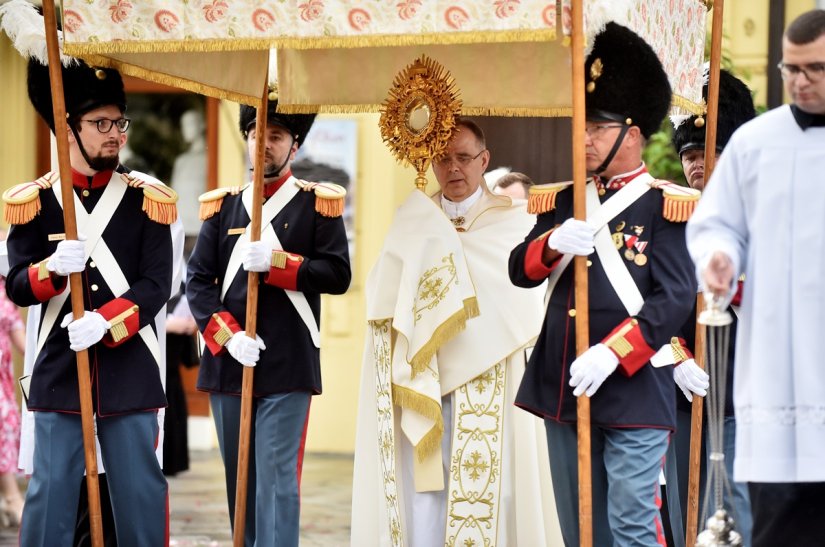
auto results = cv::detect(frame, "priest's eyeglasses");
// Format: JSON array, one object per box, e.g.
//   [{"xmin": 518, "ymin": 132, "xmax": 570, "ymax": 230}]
[
  {"xmin": 434, "ymin": 149, "xmax": 486, "ymax": 168},
  {"xmin": 777, "ymin": 61, "xmax": 825, "ymax": 83},
  {"xmin": 80, "ymin": 117, "xmax": 131, "ymax": 134}
]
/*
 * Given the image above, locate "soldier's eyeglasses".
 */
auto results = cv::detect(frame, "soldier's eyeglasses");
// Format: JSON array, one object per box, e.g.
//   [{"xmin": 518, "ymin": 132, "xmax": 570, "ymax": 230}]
[
  {"xmin": 584, "ymin": 124, "xmax": 625, "ymax": 137},
  {"xmin": 777, "ymin": 61, "xmax": 825, "ymax": 83},
  {"xmin": 434, "ymin": 149, "xmax": 486, "ymax": 168},
  {"xmin": 80, "ymin": 117, "xmax": 131, "ymax": 134}
]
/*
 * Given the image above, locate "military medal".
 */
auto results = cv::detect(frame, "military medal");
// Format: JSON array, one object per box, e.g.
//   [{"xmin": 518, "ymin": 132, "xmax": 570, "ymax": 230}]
[
  {"xmin": 624, "ymin": 248, "xmax": 636, "ymax": 260},
  {"xmin": 612, "ymin": 221, "xmax": 626, "ymax": 249},
  {"xmin": 634, "ymin": 253, "xmax": 647, "ymax": 266}
]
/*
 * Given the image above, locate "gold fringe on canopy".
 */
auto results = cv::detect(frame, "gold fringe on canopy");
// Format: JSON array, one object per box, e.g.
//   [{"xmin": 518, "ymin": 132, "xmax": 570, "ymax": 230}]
[{"xmin": 64, "ymin": 29, "xmax": 559, "ymax": 56}]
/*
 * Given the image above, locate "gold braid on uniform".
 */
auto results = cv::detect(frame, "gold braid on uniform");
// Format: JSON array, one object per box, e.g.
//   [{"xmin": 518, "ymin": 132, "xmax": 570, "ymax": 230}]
[
  {"xmin": 2, "ymin": 172, "xmax": 58, "ymax": 225},
  {"xmin": 198, "ymin": 185, "xmax": 247, "ymax": 220},
  {"xmin": 527, "ymin": 182, "xmax": 573, "ymax": 214}
]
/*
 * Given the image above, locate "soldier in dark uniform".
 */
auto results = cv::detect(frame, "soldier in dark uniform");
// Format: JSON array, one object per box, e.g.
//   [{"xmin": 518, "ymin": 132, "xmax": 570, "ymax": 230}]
[
  {"xmin": 4, "ymin": 59, "xmax": 178, "ymax": 546},
  {"xmin": 508, "ymin": 23, "xmax": 697, "ymax": 546},
  {"xmin": 664, "ymin": 69, "xmax": 757, "ymax": 547},
  {"xmin": 186, "ymin": 100, "xmax": 351, "ymax": 547}
]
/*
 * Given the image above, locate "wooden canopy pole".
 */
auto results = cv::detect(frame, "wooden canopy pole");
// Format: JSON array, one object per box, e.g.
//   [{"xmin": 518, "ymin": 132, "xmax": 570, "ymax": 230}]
[
  {"xmin": 685, "ymin": 2, "xmax": 725, "ymax": 545},
  {"xmin": 232, "ymin": 83, "xmax": 268, "ymax": 547},
  {"xmin": 570, "ymin": 1, "xmax": 592, "ymax": 545},
  {"xmin": 41, "ymin": 1, "xmax": 104, "ymax": 545}
]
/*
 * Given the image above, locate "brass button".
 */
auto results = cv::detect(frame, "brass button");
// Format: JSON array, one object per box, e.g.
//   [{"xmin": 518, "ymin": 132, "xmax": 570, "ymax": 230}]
[
  {"xmin": 82, "ymin": 189, "xmax": 90, "ymax": 197},
  {"xmin": 89, "ymin": 261, "xmax": 96, "ymax": 268},
  {"xmin": 568, "ymin": 309, "xmax": 576, "ymax": 317},
  {"xmin": 586, "ymin": 260, "xmax": 593, "ymax": 267},
  {"xmin": 91, "ymin": 284, "xmax": 99, "ymax": 291}
]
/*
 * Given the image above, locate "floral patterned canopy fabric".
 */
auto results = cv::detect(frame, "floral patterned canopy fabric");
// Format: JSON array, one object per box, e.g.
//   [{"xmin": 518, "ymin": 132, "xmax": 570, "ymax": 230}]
[{"xmin": 61, "ymin": 0, "xmax": 707, "ymax": 116}]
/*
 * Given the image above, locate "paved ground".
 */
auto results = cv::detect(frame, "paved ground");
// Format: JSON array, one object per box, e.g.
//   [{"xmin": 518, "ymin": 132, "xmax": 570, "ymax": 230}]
[{"xmin": 0, "ymin": 449, "xmax": 353, "ymax": 546}]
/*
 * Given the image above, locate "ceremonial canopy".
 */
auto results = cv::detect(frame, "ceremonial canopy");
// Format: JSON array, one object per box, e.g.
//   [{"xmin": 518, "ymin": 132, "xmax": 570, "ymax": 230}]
[{"xmin": 61, "ymin": 0, "xmax": 707, "ymax": 117}]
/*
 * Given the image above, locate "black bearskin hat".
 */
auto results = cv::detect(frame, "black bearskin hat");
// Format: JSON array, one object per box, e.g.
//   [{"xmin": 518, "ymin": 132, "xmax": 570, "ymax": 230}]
[
  {"xmin": 239, "ymin": 100, "xmax": 316, "ymax": 148},
  {"xmin": 671, "ymin": 69, "xmax": 756, "ymax": 156},
  {"xmin": 585, "ymin": 23, "xmax": 672, "ymax": 139},
  {"xmin": 27, "ymin": 59, "xmax": 126, "ymax": 133}
]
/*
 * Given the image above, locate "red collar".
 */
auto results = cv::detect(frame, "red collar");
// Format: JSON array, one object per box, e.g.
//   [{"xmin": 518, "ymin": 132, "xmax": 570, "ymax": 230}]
[
  {"xmin": 263, "ymin": 171, "xmax": 293, "ymax": 198},
  {"xmin": 72, "ymin": 169, "xmax": 114, "ymax": 189},
  {"xmin": 595, "ymin": 165, "xmax": 647, "ymax": 192}
]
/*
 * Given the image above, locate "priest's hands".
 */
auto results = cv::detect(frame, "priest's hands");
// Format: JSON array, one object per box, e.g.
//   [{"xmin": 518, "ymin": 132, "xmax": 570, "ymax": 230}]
[
  {"xmin": 673, "ymin": 358, "xmax": 710, "ymax": 402},
  {"xmin": 569, "ymin": 343, "xmax": 619, "ymax": 397},
  {"xmin": 547, "ymin": 219, "xmax": 595, "ymax": 256},
  {"xmin": 226, "ymin": 331, "xmax": 266, "ymax": 366},
  {"xmin": 241, "ymin": 241, "xmax": 272, "ymax": 272},
  {"xmin": 60, "ymin": 311, "xmax": 111, "ymax": 351}
]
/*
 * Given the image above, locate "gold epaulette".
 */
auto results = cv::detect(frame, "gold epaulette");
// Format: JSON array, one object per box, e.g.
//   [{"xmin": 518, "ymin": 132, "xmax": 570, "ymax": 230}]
[
  {"xmin": 2, "ymin": 172, "xmax": 58, "ymax": 225},
  {"xmin": 527, "ymin": 181, "xmax": 573, "ymax": 214},
  {"xmin": 197, "ymin": 185, "xmax": 247, "ymax": 221},
  {"xmin": 648, "ymin": 180, "xmax": 701, "ymax": 223},
  {"xmin": 294, "ymin": 179, "xmax": 347, "ymax": 218},
  {"xmin": 121, "ymin": 173, "xmax": 178, "ymax": 225}
]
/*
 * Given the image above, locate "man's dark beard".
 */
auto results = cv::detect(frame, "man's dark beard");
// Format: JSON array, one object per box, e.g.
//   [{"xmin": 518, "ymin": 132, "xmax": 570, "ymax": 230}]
[{"xmin": 87, "ymin": 153, "xmax": 119, "ymax": 172}]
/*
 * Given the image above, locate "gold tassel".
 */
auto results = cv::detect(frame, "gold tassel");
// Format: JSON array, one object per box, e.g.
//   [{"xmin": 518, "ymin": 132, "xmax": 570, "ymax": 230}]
[
  {"xmin": 314, "ymin": 195, "xmax": 344, "ymax": 218},
  {"xmin": 662, "ymin": 195, "xmax": 698, "ymax": 223},
  {"xmin": 142, "ymin": 198, "xmax": 178, "ymax": 225},
  {"xmin": 4, "ymin": 199, "xmax": 40, "ymax": 225},
  {"xmin": 528, "ymin": 192, "xmax": 557, "ymax": 214},
  {"xmin": 199, "ymin": 198, "xmax": 224, "ymax": 221}
]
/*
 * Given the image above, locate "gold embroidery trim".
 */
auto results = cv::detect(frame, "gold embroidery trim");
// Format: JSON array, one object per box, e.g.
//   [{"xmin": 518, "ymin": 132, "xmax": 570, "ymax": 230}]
[
  {"xmin": 212, "ymin": 313, "xmax": 233, "ymax": 347},
  {"xmin": 36, "ymin": 260, "xmax": 50, "ymax": 282},
  {"xmin": 604, "ymin": 319, "xmax": 638, "ymax": 359},
  {"xmin": 670, "ymin": 337, "xmax": 690, "ymax": 363},
  {"xmin": 108, "ymin": 305, "xmax": 139, "ymax": 343}
]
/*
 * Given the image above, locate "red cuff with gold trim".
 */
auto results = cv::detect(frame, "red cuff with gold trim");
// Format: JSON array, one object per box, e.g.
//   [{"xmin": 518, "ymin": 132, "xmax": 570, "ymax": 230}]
[
  {"xmin": 203, "ymin": 311, "xmax": 242, "ymax": 356},
  {"xmin": 524, "ymin": 230, "xmax": 561, "ymax": 281},
  {"xmin": 98, "ymin": 297, "xmax": 140, "ymax": 347},
  {"xmin": 264, "ymin": 251, "xmax": 304, "ymax": 291},
  {"xmin": 602, "ymin": 318, "xmax": 656, "ymax": 377},
  {"xmin": 28, "ymin": 261, "xmax": 66, "ymax": 302}
]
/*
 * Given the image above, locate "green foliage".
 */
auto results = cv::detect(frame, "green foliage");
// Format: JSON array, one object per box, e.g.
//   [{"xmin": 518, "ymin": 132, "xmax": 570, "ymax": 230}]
[{"xmin": 642, "ymin": 120, "xmax": 686, "ymax": 184}]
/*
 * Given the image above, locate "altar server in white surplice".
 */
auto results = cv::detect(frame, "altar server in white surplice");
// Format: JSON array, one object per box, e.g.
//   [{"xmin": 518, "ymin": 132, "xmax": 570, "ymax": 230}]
[{"xmin": 687, "ymin": 9, "xmax": 825, "ymax": 547}]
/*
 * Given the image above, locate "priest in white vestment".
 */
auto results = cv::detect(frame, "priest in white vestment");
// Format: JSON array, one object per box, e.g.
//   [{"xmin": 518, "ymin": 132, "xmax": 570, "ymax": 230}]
[
  {"xmin": 686, "ymin": 10, "xmax": 825, "ymax": 546},
  {"xmin": 351, "ymin": 119, "xmax": 561, "ymax": 546}
]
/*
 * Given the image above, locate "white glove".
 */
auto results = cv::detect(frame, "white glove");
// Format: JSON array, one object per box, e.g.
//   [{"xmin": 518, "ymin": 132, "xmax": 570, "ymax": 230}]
[
  {"xmin": 241, "ymin": 241, "xmax": 272, "ymax": 273},
  {"xmin": 60, "ymin": 311, "xmax": 111, "ymax": 351},
  {"xmin": 47, "ymin": 239, "xmax": 86, "ymax": 275},
  {"xmin": 225, "ymin": 331, "xmax": 267, "ymax": 366},
  {"xmin": 547, "ymin": 218, "xmax": 595, "ymax": 256},
  {"xmin": 569, "ymin": 343, "xmax": 619, "ymax": 397},
  {"xmin": 673, "ymin": 358, "xmax": 710, "ymax": 402}
]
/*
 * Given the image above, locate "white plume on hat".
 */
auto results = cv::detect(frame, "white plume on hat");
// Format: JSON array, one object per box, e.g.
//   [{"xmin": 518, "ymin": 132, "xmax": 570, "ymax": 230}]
[{"xmin": 0, "ymin": 0, "xmax": 77, "ymax": 66}]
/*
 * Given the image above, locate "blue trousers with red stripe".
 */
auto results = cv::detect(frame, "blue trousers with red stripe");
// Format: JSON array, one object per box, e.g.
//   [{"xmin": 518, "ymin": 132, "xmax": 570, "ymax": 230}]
[
  {"xmin": 545, "ymin": 421, "xmax": 669, "ymax": 547},
  {"xmin": 211, "ymin": 391, "xmax": 311, "ymax": 547},
  {"xmin": 20, "ymin": 410, "xmax": 168, "ymax": 547}
]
